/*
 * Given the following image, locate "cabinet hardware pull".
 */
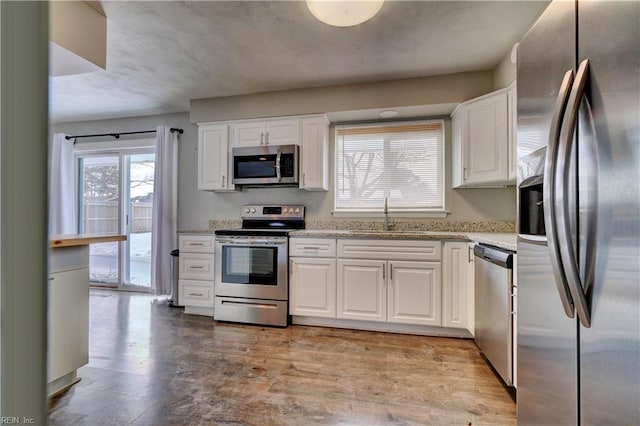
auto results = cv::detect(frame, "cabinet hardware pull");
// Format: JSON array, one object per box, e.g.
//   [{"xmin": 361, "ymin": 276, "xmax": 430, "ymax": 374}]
[
  {"xmin": 302, "ymin": 173, "xmax": 306, "ymax": 186},
  {"xmin": 265, "ymin": 131, "xmax": 269, "ymax": 145},
  {"xmin": 302, "ymin": 246, "xmax": 319, "ymax": 250},
  {"xmin": 190, "ymin": 265, "xmax": 204, "ymax": 269},
  {"xmin": 189, "ymin": 243, "xmax": 204, "ymax": 246},
  {"xmin": 260, "ymin": 132, "xmax": 265, "ymax": 145},
  {"xmin": 390, "ymin": 263, "xmax": 393, "ymax": 280},
  {"xmin": 290, "ymin": 259, "xmax": 293, "ymax": 274},
  {"xmin": 382, "ymin": 263, "xmax": 385, "ymax": 279},
  {"xmin": 189, "ymin": 292, "xmax": 204, "ymax": 297},
  {"xmin": 222, "ymin": 175, "xmax": 226, "ymax": 187}
]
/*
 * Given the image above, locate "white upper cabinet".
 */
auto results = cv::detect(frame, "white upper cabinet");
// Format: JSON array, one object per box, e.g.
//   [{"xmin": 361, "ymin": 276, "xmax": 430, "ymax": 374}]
[
  {"xmin": 197, "ymin": 124, "xmax": 233, "ymax": 191},
  {"xmin": 452, "ymin": 87, "xmax": 513, "ymax": 187},
  {"xmin": 507, "ymin": 82, "xmax": 517, "ymax": 182},
  {"xmin": 300, "ymin": 116, "xmax": 329, "ymax": 191},
  {"xmin": 231, "ymin": 118, "xmax": 299, "ymax": 147},
  {"xmin": 198, "ymin": 114, "xmax": 329, "ymax": 192},
  {"xmin": 232, "ymin": 121, "xmax": 265, "ymax": 147}
]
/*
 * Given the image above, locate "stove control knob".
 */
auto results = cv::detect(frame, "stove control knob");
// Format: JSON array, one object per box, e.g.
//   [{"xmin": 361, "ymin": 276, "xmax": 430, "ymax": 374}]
[
  {"xmin": 295, "ymin": 208, "xmax": 300, "ymax": 213},
  {"xmin": 250, "ymin": 208, "xmax": 256, "ymax": 213},
  {"xmin": 244, "ymin": 208, "xmax": 250, "ymax": 214},
  {"xmin": 288, "ymin": 208, "xmax": 294, "ymax": 213}
]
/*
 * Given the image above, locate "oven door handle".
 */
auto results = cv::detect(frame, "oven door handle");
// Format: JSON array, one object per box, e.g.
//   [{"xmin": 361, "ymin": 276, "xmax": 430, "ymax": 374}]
[{"xmin": 216, "ymin": 238, "xmax": 287, "ymax": 246}]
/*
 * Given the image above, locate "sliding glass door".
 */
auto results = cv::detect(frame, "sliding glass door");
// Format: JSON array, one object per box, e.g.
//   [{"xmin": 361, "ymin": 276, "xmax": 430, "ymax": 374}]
[{"xmin": 78, "ymin": 147, "xmax": 155, "ymax": 290}]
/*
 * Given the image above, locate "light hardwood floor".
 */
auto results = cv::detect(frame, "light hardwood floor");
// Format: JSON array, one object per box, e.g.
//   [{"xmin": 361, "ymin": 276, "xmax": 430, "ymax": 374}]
[{"xmin": 48, "ymin": 289, "xmax": 515, "ymax": 425}]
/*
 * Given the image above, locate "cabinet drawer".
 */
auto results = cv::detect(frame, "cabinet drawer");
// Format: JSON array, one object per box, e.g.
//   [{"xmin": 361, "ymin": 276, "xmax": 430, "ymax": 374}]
[
  {"xmin": 289, "ymin": 238, "xmax": 336, "ymax": 257},
  {"xmin": 338, "ymin": 239, "xmax": 441, "ymax": 261},
  {"xmin": 179, "ymin": 235, "xmax": 215, "ymax": 253},
  {"xmin": 179, "ymin": 280, "xmax": 214, "ymax": 308},
  {"xmin": 179, "ymin": 253, "xmax": 214, "ymax": 280}
]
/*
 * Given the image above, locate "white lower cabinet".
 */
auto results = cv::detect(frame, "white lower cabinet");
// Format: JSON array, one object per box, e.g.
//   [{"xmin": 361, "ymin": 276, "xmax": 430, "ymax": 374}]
[
  {"xmin": 337, "ymin": 259, "xmax": 441, "ymax": 326},
  {"xmin": 48, "ymin": 267, "xmax": 89, "ymax": 384},
  {"xmin": 337, "ymin": 259, "xmax": 386, "ymax": 321},
  {"xmin": 290, "ymin": 237, "xmax": 477, "ymax": 336},
  {"xmin": 442, "ymin": 241, "xmax": 475, "ymax": 334},
  {"xmin": 336, "ymin": 239, "xmax": 443, "ymax": 326},
  {"xmin": 289, "ymin": 238, "xmax": 337, "ymax": 318},
  {"xmin": 388, "ymin": 261, "xmax": 441, "ymax": 326},
  {"xmin": 179, "ymin": 234, "xmax": 215, "ymax": 316},
  {"xmin": 290, "ymin": 257, "xmax": 336, "ymax": 317}
]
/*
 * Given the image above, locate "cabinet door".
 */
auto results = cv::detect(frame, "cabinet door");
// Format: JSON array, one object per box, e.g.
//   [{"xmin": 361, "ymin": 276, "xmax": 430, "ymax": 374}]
[
  {"xmin": 300, "ymin": 116, "xmax": 329, "ymax": 191},
  {"xmin": 290, "ymin": 257, "xmax": 336, "ymax": 317},
  {"xmin": 388, "ymin": 261, "xmax": 442, "ymax": 326},
  {"xmin": 179, "ymin": 280, "xmax": 214, "ymax": 308},
  {"xmin": 179, "ymin": 234, "xmax": 215, "ymax": 254},
  {"xmin": 265, "ymin": 118, "xmax": 299, "ymax": 145},
  {"xmin": 442, "ymin": 242, "xmax": 470, "ymax": 330},
  {"xmin": 507, "ymin": 84, "xmax": 517, "ymax": 183},
  {"xmin": 337, "ymin": 259, "xmax": 386, "ymax": 321},
  {"xmin": 463, "ymin": 91, "xmax": 509, "ymax": 185},
  {"xmin": 179, "ymin": 252, "xmax": 214, "ymax": 281},
  {"xmin": 451, "ymin": 107, "xmax": 465, "ymax": 188},
  {"xmin": 232, "ymin": 121, "xmax": 265, "ymax": 147},
  {"xmin": 466, "ymin": 243, "xmax": 476, "ymax": 336},
  {"xmin": 198, "ymin": 124, "xmax": 232, "ymax": 191},
  {"xmin": 48, "ymin": 267, "xmax": 89, "ymax": 382}
]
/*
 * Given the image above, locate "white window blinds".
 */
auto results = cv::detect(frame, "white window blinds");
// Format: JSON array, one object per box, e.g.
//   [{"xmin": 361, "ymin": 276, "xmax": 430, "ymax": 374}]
[{"xmin": 335, "ymin": 120, "xmax": 445, "ymax": 212}]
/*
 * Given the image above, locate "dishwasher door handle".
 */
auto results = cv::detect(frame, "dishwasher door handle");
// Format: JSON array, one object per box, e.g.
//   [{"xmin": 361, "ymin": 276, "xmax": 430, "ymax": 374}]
[{"xmin": 473, "ymin": 244, "xmax": 513, "ymax": 269}]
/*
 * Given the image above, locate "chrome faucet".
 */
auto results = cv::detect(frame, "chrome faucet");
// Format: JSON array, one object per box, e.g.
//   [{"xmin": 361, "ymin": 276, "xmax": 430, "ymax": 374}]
[{"xmin": 383, "ymin": 197, "xmax": 393, "ymax": 231}]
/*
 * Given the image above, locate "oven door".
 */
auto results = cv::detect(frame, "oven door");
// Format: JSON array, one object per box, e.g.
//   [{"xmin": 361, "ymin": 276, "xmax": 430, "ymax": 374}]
[{"xmin": 215, "ymin": 236, "xmax": 288, "ymax": 301}]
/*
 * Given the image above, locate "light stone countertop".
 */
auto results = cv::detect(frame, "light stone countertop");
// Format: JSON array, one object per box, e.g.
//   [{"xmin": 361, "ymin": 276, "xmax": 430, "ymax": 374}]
[
  {"xmin": 289, "ymin": 230, "xmax": 517, "ymax": 251},
  {"xmin": 179, "ymin": 228, "xmax": 517, "ymax": 251}
]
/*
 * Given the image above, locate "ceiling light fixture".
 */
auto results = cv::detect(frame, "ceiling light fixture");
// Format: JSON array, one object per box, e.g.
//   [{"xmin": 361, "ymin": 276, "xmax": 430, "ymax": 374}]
[
  {"xmin": 379, "ymin": 109, "xmax": 398, "ymax": 118},
  {"xmin": 306, "ymin": 0, "xmax": 385, "ymax": 27}
]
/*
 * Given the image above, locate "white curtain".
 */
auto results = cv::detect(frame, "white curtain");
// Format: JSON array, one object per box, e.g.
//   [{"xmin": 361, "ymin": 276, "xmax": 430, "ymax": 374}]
[
  {"xmin": 151, "ymin": 126, "xmax": 179, "ymax": 295},
  {"xmin": 49, "ymin": 133, "xmax": 77, "ymax": 235}
]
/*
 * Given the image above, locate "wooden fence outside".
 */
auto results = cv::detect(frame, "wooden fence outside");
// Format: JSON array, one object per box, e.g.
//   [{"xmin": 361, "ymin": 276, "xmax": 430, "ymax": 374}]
[{"xmin": 83, "ymin": 201, "xmax": 152, "ymax": 234}]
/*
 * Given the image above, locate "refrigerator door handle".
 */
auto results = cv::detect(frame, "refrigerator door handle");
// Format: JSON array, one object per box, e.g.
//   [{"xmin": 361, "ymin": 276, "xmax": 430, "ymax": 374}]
[
  {"xmin": 543, "ymin": 69, "xmax": 576, "ymax": 318},
  {"xmin": 556, "ymin": 59, "xmax": 592, "ymax": 328}
]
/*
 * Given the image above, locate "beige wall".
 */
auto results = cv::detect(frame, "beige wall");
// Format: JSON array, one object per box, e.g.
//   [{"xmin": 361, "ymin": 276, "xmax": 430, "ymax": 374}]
[
  {"xmin": 493, "ymin": 48, "xmax": 516, "ymax": 90},
  {"xmin": 50, "ymin": 1, "xmax": 106, "ymax": 70},
  {"xmin": 1, "ymin": 1, "xmax": 49, "ymax": 421},
  {"xmin": 54, "ymin": 69, "xmax": 516, "ymax": 231},
  {"xmin": 191, "ymin": 71, "xmax": 493, "ymax": 123}
]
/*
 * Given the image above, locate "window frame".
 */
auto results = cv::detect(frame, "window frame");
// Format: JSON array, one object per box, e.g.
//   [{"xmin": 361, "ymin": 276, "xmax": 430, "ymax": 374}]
[{"xmin": 333, "ymin": 119, "xmax": 448, "ymax": 218}]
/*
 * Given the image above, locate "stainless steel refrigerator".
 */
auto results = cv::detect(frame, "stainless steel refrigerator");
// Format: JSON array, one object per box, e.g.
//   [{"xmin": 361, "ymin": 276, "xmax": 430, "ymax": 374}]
[{"xmin": 516, "ymin": 0, "xmax": 639, "ymax": 424}]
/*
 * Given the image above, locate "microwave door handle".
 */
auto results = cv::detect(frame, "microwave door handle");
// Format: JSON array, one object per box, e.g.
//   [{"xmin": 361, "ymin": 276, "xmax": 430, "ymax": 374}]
[{"xmin": 275, "ymin": 148, "xmax": 282, "ymax": 182}]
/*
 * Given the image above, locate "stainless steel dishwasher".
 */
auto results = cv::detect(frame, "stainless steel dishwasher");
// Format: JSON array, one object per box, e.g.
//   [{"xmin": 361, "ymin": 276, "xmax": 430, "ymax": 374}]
[{"xmin": 474, "ymin": 244, "xmax": 515, "ymax": 387}]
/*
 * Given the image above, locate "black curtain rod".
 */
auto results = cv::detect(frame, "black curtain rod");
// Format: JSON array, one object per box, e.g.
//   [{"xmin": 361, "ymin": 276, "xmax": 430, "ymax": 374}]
[{"xmin": 65, "ymin": 127, "xmax": 184, "ymax": 140}]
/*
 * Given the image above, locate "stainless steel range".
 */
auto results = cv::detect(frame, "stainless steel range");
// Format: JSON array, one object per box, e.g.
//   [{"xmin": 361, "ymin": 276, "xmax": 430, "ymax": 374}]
[{"xmin": 214, "ymin": 205, "xmax": 305, "ymax": 327}]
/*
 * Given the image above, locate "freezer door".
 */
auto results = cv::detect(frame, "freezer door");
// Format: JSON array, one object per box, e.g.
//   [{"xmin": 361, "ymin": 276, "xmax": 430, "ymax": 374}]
[
  {"xmin": 516, "ymin": 0, "xmax": 578, "ymax": 424},
  {"xmin": 517, "ymin": 240, "xmax": 578, "ymax": 425},
  {"xmin": 577, "ymin": 1, "xmax": 640, "ymax": 424}
]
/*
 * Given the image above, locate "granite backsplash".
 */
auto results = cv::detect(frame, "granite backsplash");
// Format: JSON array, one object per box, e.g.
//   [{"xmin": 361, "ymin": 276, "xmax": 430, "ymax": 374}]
[{"xmin": 208, "ymin": 219, "xmax": 515, "ymax": 233}]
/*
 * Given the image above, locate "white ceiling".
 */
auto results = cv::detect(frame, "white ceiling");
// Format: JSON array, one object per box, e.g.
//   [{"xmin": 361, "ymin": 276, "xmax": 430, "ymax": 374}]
[{"xmin": 49, "ymin": 0, "xmax": 548, "ymax": 123}]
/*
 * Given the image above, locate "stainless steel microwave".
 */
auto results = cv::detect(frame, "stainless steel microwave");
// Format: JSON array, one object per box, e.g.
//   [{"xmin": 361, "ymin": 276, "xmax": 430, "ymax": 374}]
[{"xmin": 232, "ymin": 144, "xmax": 299, "ymax": 186}]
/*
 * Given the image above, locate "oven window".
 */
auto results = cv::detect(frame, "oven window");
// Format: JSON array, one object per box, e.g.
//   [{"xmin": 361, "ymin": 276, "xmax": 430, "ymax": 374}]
[{"xmin": 221, "ymin": 246, "xmax": 278, "ymax": 285}]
